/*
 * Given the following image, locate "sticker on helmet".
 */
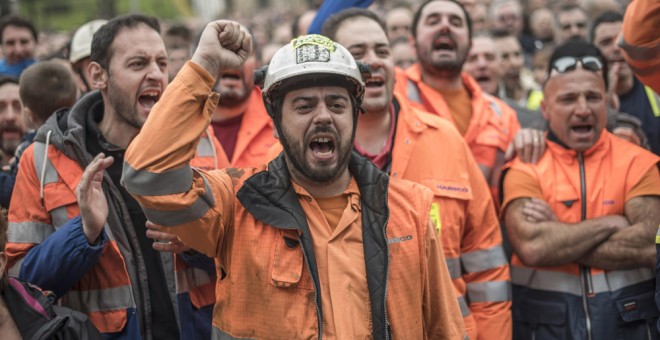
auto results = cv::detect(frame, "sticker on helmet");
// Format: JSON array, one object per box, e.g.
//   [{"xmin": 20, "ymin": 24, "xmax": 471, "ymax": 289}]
[
  {"xmin": 296, "ymin": 44, "xmax": 331, "ymax": 64},
  {"xmin": 292, "ymin": 34, "xmax": 337, "ymax": 52}
]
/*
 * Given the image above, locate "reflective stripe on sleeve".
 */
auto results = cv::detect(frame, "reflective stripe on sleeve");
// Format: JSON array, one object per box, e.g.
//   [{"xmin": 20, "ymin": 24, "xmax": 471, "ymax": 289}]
[
  {"xmin": 446, "ymin": 257, "xmax": 461, "ymax": 279},
  {"xmin": 33, "ymin": 142, "xmax": 58, "ymax": 185},
  {"xmin": 466, "ymin": 280, "xmax": 511, "ymax": 303},
  {"xmin": 461, "ymin": 245, "xmax": 508, "ymax": 274},
  {"xmin": 511, "ymin": 266, "xmax": 654, "ymax": 296},
  {"xmin": 656, "ymin": 226, "xmax": 660, "ymax": 244},
  {"xmin": 176, "ymin": 266, "xmax": 214, "ymax": 294},
  {"xmin": 122, "ymin": 162, "xmax": 193, "ymax": 196},
  {"xmin": 457, "ymin": 295, "xmax": 471, "ymax": 317},
  {"xmin": 64, "ymin": 284, "xmax": 135, "ymax": 313},
  {"xmin": 141, "ymin": 172, "xmax": 216, "ymax": 227},
  {"xmin": 618, "ymin": 36, "xmax": 659, "ymax": 62},
  {"xmin": 8, "ymin": 221, "xmax": 54, "ymax": 243},
  {"xmin": 8, "ymin": 257, "xmax": 24, "ymax": 277}
]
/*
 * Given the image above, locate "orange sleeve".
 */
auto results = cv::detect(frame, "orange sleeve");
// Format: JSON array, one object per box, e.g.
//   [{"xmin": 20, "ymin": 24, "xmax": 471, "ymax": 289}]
[
  {"xmin": 500, "ymin": 167, "xmax": 543, "ymax": 218},
  {"xmin": 620, "ymin": 0, "xmax": 660, "ymax": 93},
  {"xmin": 626, "ymin": 165, "xmax": 660, "ymax": 201}
]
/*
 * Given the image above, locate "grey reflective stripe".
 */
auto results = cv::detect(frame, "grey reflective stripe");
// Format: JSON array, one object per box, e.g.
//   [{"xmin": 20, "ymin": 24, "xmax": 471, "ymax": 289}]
[
  {"xmin": 467, "ymin": 280, "xmax": 511, "ymax": 303},
  {"xmin": 407, "ymin": 79, "xmax": 423, "ymax": 104},
  {"xmin": 122, "ymin": 162, "xmax": 193, "ymax": 196},
  {"xmin": 486, "ymin": 96, "xmax": 503, "ymax": 117},
  {"xmin": 142, "ymin": 171, "xmax": 216, "ymax": 227},
  {"xmin": 457, "ymin": 295, "xmax": 471, "ymax": 317},
  {"xmin": 212, "ymin": 327, "xmax": 255, "ymax": 340},
  {"xmin": 446, "ymin": 257, "xmax": 461, "ymax": 279},
  {"xmin": 176, "ymin": 266, "xmax": 214, "ymax": 294},
  {"xmin": 618, "ymin": 36, "xmax": 658, "ymax": 62},
  {"xmin": 197, "ymin": 135, "xmax": 215, "ymax": 157},
  {"xmin": 8, "ymin": 221, "xmax": 54, "ymax": 243},
  {"xmin": 512, "ymin": 266, "xmax": 654, "ymax": 296},
  {"xmin": 461, "ymin": 245, "xmax": 508, "ymax": 274},
  {"xmin": 33, "ymin": 142, "xmax": 58, "ymax": 185},
  {"xmin": 8, "ymin": 257, "xmax": 24, "ymax": 277},
  {"xmin": 64, "ymin": 284, "xmax": 135, "ymax": 313},
  {"xmin": 477, "ymin": 163, "xmax": 492, "ymax": 181},
  {"xmin": 50, "ymin": 206, "xmax": 68, "ymax": 229}
]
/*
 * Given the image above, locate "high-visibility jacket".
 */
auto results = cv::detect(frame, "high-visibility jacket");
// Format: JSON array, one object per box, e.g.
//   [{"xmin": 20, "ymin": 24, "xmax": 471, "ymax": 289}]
[
  {"xmin": 502, "ymin": 131, "xmax": 660, "ymax": 340},
  {"xmin": 389, "ymin": 93, "xmax": 511, "ymax": 339},
  {"xmin": 122, "ymin": 62, "xmax": 468, "ymax": 339},
  {"xmin": 214, "ymin": 87, "xmax": 277, "ymax": 168},
  {"xmin": 620, "ymin": 0, "xmax": 660, "ymax": 93},
  {"xmin": 395, "ymin": 66, "xmax": 521, "ymax": 204},
  {"xmin": 7, "ymin": 91, "xmax": 226, "ymax": 339}
]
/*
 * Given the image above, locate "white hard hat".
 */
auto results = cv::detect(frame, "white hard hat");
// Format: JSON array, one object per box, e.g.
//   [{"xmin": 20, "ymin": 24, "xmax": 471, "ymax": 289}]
[
  {"xmin": 258, "ymin": 34, "xmax": 367, "ymax": 107},
  {"xmin": 69, "ymin": 19, "xmax": 108, "ymax": 64}
]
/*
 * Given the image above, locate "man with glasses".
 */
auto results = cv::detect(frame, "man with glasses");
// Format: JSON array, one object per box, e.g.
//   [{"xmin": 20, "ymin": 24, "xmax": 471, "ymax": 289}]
[{"xmin": 500, "ymin": 40, "xmax": 660, "ymax": 339}]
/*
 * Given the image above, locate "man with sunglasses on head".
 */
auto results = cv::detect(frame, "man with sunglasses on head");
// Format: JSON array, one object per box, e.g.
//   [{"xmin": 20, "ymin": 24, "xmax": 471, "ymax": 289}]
[{"xmin": 500, "ymin": 40, "xmax": 660, "ymax": 340}]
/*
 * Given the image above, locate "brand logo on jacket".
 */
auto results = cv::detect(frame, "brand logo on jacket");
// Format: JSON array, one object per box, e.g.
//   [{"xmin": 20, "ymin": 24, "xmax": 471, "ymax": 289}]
[
  {"xmin": 387, "ymin": 235, "xmax": 413, "ymax": 244},
  {"xmin": 602, "ymin": 199, "xmax": 615, "ymax": 205}
]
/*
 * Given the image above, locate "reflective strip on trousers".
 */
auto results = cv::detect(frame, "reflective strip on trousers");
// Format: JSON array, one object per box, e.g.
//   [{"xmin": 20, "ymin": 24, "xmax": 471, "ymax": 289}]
[
  {"xmin": 142, "ymin": 172, "xmax": 216, "ymax": 227},
  {"xmin": 457, "ymin": 296, "xmax": 471, "ymax": 317},
  {"xmin": 511, "ymin": 266, "xmax": 654, "ymax": 295},
  {"xmin": 63, "ymin": 284, "xmax": 135, "ymax": 313},
  {"xmin": 467, "ymin": 280, "xmax": 511, "ymax": 303},
  {"xmin": 446, "ymin": 257, "xmax": 461, "ymax": 279},
  {"xmin": 8, "ymin": 221, "xmax": 54, "ymax": 243},
  {"xmin": 122, "ymin": 161, "xmax": 194, "ymax": 196},
  {"xmin": 176, "ymin": 266, "xmax": 214, "ymax": 294},
  {"xmin": 461, "ymin": 245, "xmax": 508, "ymax": 274}
]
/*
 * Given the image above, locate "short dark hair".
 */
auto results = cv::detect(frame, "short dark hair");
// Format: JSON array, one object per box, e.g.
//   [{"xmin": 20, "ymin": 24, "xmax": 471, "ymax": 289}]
[
  {"xmin": 590, "ymin": 11, "xmax": 623, "ymax": 44},
  {"xmin": 0, "ymin": 75, "xmax": 18, "ymax": 88},
  {"xmin": 19, "ymin": 61, "xmax": 78, "ymax": 123},
  {"xmin": 547, "ymin": 39, "xmax": 608, "ymax": 89},
  {"xmin": 0, "ymin": 16, "xmax": 38, "ymax": 44},
  {"xmin": 491, "ymin": 28, "xmax": 514, "ymax": 40},
  {"xmin": 558, "ymin": 4, "xmax": 587, "ymax": 17},
  {"xmin": 90, "ymin": 14, "xmax": 160, "ymax": 71},
  {"xmin": 164, "ymin": 24, "xmax": 192, "ymax": 49},
  {"xmin": 322, "ymin": 8, "xmax": 386, "ymax": 41},
  {"xmin": 412, "ymin": 0, "xmax": 472, "ymax": 40}
]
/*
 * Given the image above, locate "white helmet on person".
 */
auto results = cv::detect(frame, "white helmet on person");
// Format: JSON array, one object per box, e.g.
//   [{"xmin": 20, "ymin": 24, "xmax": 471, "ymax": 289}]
[
  {"xmin": 254, "ymin": 34, "xmax": 369, "ymax": 117},
  {"xmin": 69, "ymin": 20, "xmax": 108, "ymax": 64}
]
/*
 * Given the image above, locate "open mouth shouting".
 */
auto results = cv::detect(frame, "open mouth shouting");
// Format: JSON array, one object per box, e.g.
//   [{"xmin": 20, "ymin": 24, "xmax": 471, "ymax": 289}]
[
  {"xmin": 138, "ymin": 88, "xmax": 162, "ymax": 113},
  {"xmin": 308, "ymin": 133, "xmax": 337, "ymax": 162},
  {"xmin": 432, "ymin": 34, "xmax": 457, "ymax": 56},
  {"xmin": 569, "ymin": 122, "xmax": 595, "ymax": 139}
]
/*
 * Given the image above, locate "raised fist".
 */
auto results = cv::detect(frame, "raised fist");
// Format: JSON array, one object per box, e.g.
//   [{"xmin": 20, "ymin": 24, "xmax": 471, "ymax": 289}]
[{"xmin": 191, "ymin": 20, "xmax": 252, "ymax": 78}]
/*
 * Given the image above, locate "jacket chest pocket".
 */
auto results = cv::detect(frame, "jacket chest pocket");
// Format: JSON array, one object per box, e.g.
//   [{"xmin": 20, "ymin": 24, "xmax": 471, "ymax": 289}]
[
  {"xmin": 42, "ymin": 182, "xmax": 78, "ymax": 229},
  {"xmin": 270, "ymin": 229, "xmax": 314, "ymax": 290}
]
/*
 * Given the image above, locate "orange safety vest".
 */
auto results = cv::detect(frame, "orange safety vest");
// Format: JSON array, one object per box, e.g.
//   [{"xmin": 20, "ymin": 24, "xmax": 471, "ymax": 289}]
[
  {"xmin": 390, "ymin": 93, "xmax": 512, "ymax": 339},
  {"xmin": 395, "ymin": 67, "xmax": 521, "ymax": 206},
  {"xmin": 7, "ymin": 126, "xmax": 224, "ymax": 334},
  {"xmin": 502, "ymin": 131, "xmax": 659, "ymax": 338},
  {"xmin": 214, "ymin": 87, "xmax": 277, "ymax": 168}
]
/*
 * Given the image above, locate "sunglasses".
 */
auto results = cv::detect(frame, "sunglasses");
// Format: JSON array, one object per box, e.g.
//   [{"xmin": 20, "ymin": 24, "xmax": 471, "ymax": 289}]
[{"xmin": 551, "ymin": 56, "xmax": 603, "ymax": 73}]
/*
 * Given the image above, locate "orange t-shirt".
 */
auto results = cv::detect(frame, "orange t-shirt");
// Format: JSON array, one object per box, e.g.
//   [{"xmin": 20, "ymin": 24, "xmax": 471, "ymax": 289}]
[
  {"xmin": 502, "ymin": 166, "xmax": 660, "ymax": 212},
  {"xmin": 438, "ymin": 86, "xmax": 473, "ymax": 136},
  {"xmin": 298, "ymin": 178, "xmax": 372, "ymax": 339}
]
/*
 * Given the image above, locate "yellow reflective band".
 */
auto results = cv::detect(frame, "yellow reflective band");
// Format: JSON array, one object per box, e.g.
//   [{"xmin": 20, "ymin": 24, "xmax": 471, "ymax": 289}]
[
  {"xmin": 656, "ymin": 235, "xmax": 660, "ymax": 244},
  {"xmin": 644, "ymin": 86, "xmax": 660, "ymax": 117},
  {"xmin": 291, "ymin": 34, "xmax": 337, "ymax": 52},
  {"xmin": 430, "ymin": 202, "xmax": 442, "ymax": 237}
]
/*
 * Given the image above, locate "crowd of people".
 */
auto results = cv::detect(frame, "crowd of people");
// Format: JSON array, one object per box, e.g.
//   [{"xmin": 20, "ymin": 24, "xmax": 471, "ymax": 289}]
[{"xmin": 0, "ymin": 0, "xmax": 658, "ymax": 339}]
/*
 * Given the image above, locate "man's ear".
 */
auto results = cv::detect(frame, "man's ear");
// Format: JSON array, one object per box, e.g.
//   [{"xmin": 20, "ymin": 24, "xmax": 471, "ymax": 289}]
[
  {"xmin": 540, "ymin": 99, "xmax": 549, "ymax": 121},
  {"xmin": 88, "ymin": 62, "xmax": 108, "ymax": 90}
]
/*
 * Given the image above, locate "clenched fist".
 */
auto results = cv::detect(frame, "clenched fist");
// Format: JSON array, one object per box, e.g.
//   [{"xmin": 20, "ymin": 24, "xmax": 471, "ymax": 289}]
[{"xmin": 191, "ymin": 20, "xmax": 252, "ymax": 78}]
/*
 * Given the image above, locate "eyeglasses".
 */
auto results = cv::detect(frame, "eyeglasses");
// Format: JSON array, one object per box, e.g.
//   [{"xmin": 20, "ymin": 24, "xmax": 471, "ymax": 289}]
[{"xmin": 551, "ymin": 56, "xmax": 603, "ymax": 74}]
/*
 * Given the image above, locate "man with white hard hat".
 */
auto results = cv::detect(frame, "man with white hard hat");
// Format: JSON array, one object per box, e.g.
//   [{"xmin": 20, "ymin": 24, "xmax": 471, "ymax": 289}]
[{"xmin": 69, "ymin": 20, "xmax": 107, "ymax": 94}]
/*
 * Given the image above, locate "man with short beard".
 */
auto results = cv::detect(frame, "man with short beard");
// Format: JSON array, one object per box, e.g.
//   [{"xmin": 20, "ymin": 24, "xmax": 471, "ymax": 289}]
[
  {"xmin": 395, "ymin": 0, "xmax": 534, "ymax": 204},
  {"xmin": 8, "ymin": 14, "xmax": 223, "ymax": 339},
  {"xmin": 210, "ymin": 32, "xmax": 277, "ymax": 167},
  {"xmin": 0, "ymin": 77, "xmax": 24, "ymax": 168},
  {"xmin": 123, "ymin": 23, "xmax": 466, "ymax": 339}
]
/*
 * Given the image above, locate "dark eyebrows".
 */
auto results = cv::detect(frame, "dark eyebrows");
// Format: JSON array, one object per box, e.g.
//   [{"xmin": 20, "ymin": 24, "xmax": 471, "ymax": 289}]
[{"xmin": 325, "ymin": 93, "xmax": 349, "ymax": 102}]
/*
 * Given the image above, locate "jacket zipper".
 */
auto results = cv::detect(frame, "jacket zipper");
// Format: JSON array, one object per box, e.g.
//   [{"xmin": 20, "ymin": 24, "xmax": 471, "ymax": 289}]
[
  {"xmin": 577, "ymin": 152, "xmax": 593, "ymax": 340},
  {"xmin": 382, "ymin": 178, "xmax": 391, "ymax": 340},
  {"xmin": 298, "ymin": 234, "xmax": 323, "ymax": 340}
]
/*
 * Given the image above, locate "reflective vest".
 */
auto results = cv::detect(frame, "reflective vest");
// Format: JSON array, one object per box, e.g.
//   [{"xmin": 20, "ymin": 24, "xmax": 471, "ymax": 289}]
[
  {"xmin": 7, "ymin": 126, "xmax": 224, "ymax": 335},
  {"xmin": 504, "ymin": 131, "xmax": 660, "ymax": 340},
  {"xmin": 395, "ymin": 67, "xmax": 521, "ymax": 205}
]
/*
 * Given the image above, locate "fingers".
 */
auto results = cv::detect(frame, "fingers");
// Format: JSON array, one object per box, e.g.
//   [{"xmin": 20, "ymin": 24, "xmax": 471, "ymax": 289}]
[
  {"xmin": 530, "ymin": 130, "xmax": 544, "ymax": 164},
  {"xmin": 523, "ymin": 198, "xmax": 556, "ymax": 222},
  {"xmin": 145, "ymin": 228, "xmax": 180, "ymax": 242},
  {"xmin": 152, "ymin": 241, "xmax": 183, "ymax": 253},
  {"xmin": 78, "ymin": 153, "xmax": 109, "ymax": 198}
]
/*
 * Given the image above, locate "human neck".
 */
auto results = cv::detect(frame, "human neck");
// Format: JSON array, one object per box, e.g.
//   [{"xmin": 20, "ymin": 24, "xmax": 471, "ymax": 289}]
[
  {"xmin": 0, "ymin": 295, "xmax": 20, "ymax": 340},
  {"xmin": 420, "ymin": 67, "xmax": 463, "ymax": 92},
  {"xmin": 288, "ymin": 164, "xmax": 351, "ymax": 198},
  {"xmin": 504, "ymin": 79, "xmax": 524, "ymax": 101},
  {"xmin": 98, "ymin": 105, "xmax": 139, "ymax": 150},
  {"xmin": 616, "ymin": 75, "xmax": 634, "ymax": 96},
  {"xmin": 213, "ymin": 98, "xmax": 250, "ymax": 123},
  {"xmin": 356, "ymin": 106, "xmax": 391, "ymax": 155}
]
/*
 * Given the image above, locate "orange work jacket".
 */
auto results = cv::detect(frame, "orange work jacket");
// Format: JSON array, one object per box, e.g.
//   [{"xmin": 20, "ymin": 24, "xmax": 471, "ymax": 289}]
[
  {"xmin": 620, "ymin": 0, "xmax": 660, "ymax": 93},
  {"xmin": 122, "ymin": 62, "xmax": 468, "ymax": 339},
  {"xmin": 395, "ymin": 66, "xmax": 521, "ymax": 204}
]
